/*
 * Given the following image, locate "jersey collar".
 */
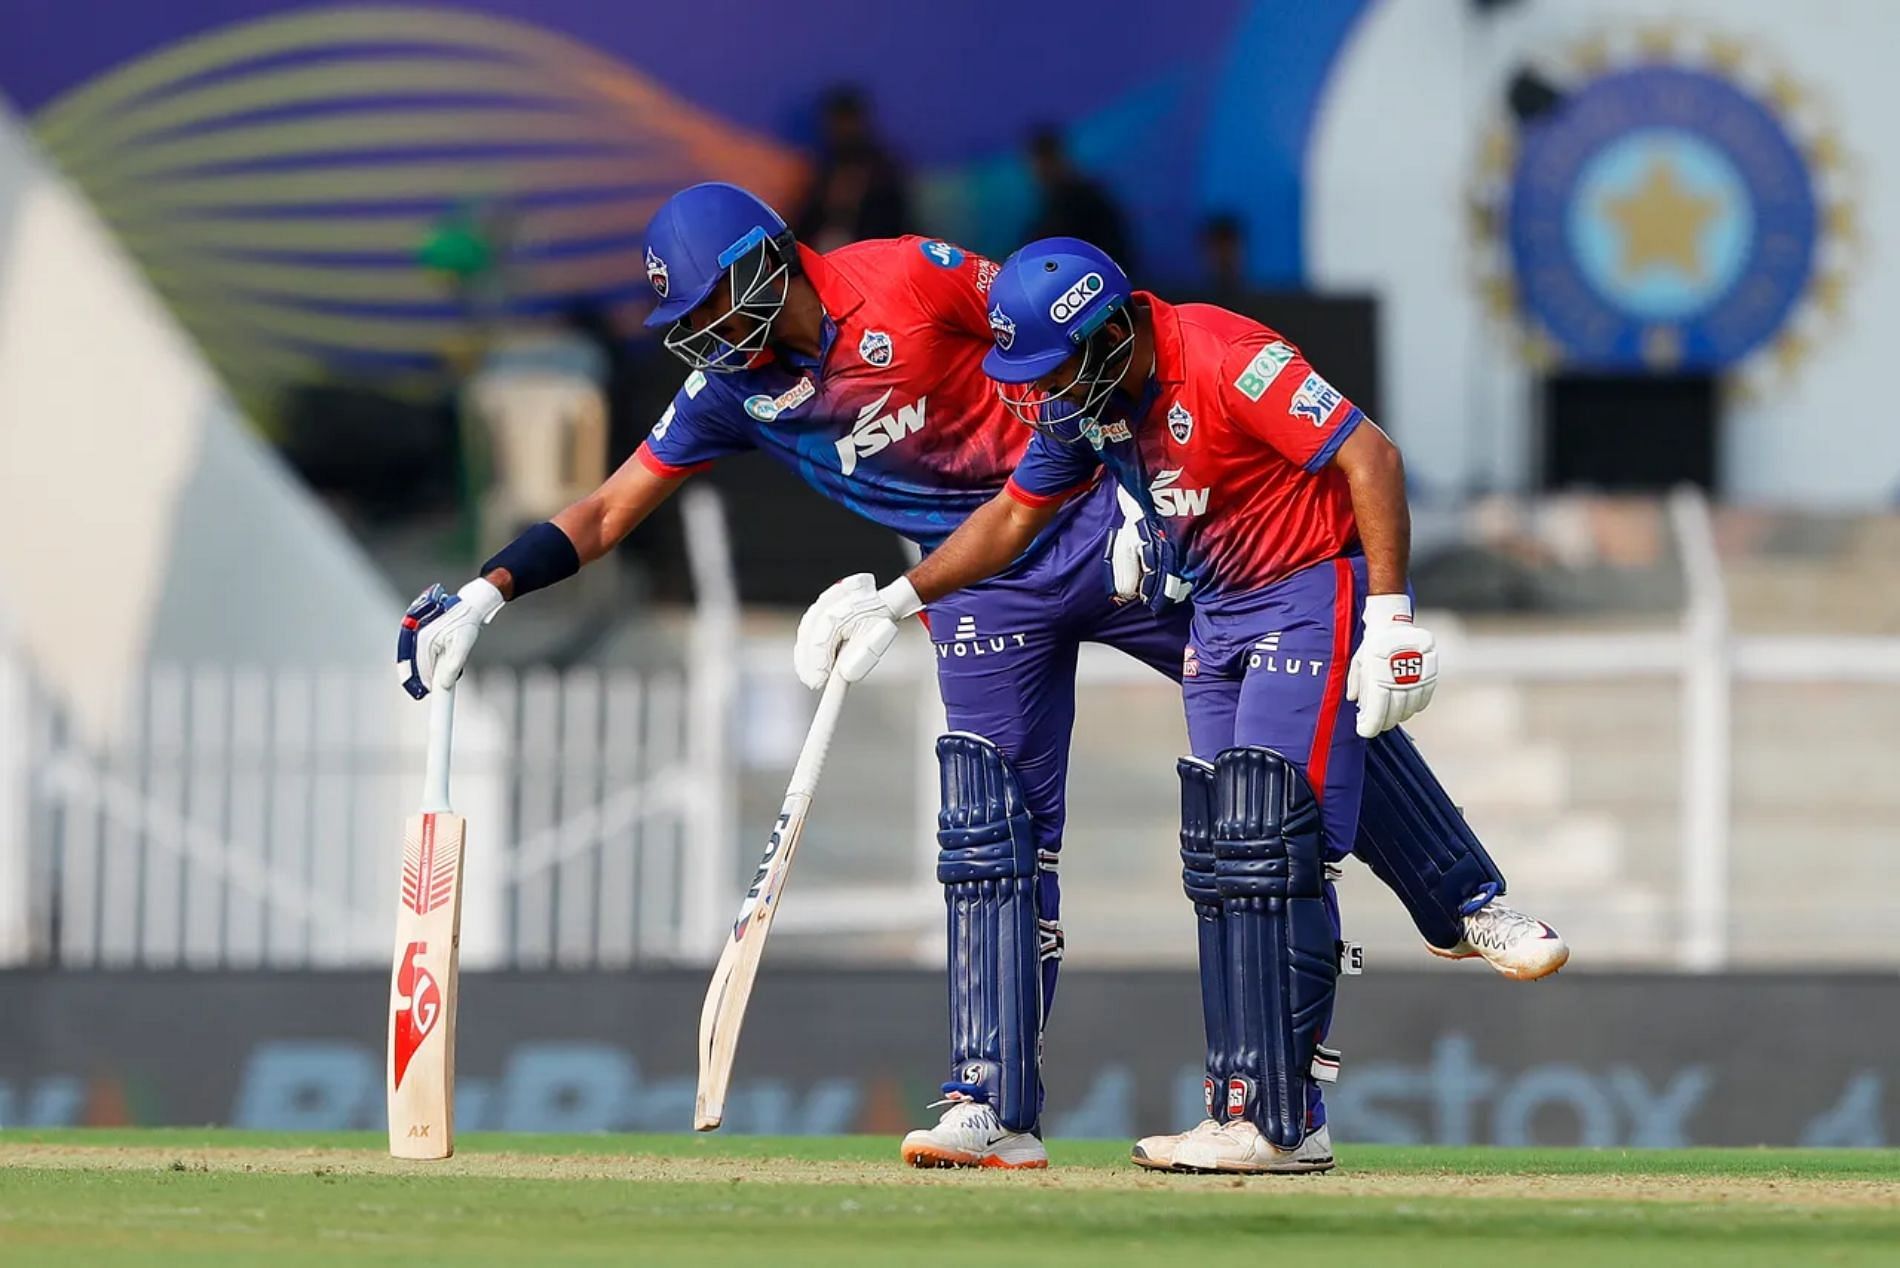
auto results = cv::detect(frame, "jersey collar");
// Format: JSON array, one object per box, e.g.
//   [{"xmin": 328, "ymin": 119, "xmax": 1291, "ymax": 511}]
[
  {"xmin": 1137, "ymin": 291, "xmax": 1187, "ymax": 387},
  {"xmin": 777, "ymin": 243, "xmax": 866, "ymax": 373},
  {"xmin": 799, "ymin": 243, "xmax": 867, "ymax": 323}
]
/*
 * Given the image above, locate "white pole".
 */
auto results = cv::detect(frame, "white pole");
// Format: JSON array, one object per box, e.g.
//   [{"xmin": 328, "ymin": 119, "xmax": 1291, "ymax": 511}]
[
  {"xmin": 1669, "ymin": 486, "xmax": 1731, "ymax": 971},
  {"xmin": 680, "ymin": 486, "xmax": 740, "ymax": 961},
  {"xmin": 0, "ymin": 644, "xmax": 30, "ymax": 965}
]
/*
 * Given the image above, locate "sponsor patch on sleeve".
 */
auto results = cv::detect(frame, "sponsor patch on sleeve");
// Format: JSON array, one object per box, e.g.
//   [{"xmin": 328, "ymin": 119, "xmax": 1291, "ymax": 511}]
[
  {"xmin": 920, "ymin": 239, "xmax": 965, "ymax": 268},
  {"xmin": 653, "ymin": 403, "xmax": 676, "ymax": 439},
  {"xmin": 684, "ymin": 370, "xmax": 708, "ymax": 399},
  {"xmin": 1288, "ymin": 372, "xmax": 1345, "ymax": 428},
  {"xmin": 1232, "ymin": 342, "xmax": 1295, "ymax": 401}
]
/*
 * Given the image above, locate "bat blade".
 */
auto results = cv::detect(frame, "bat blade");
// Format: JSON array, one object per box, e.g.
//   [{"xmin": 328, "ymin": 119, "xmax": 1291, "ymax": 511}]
[
  {"xmin": 387, "ymin": 809, "xmax": 467, "ymax": 1160},
  {"xmin": 695, "ymin": 792, "xmax": 814, "ymax": 1131}
]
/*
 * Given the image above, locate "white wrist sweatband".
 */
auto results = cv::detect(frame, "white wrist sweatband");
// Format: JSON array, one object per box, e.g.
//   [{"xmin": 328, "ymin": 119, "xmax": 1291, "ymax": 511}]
[
  {"xmin": 457, "ymin": 577, "xmax": 507, "ymax": 623},
  {"xmin": 878, "ymin": 576, "xmax": 925, "ymax": 621},
  {"xmin": 1362, "ymin": 593, "xmax": 1413, "ymax": 625}
]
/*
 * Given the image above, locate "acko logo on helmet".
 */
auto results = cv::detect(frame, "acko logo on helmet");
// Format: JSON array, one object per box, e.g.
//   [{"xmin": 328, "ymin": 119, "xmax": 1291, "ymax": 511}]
[
  {"xmin": 1049, "ymin": 272, "xmax": 1105, "ymax": 324},
  {"xmin": 645, "ymin": 246, "xmax": 669, "ymax": 298}
]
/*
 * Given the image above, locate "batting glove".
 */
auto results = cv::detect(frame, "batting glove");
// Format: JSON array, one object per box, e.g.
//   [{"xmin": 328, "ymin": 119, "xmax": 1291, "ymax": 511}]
[
  {"xmin": 1345, "ymin": 593, "xmax": 1438, "ymax": 738},
  {"xmin": 793, "ymin": 573, "xmax": 923, "ymax": 689},
  {"xmin": 397, "ymin": 578, "xmax": 505, "ymax": 699}
]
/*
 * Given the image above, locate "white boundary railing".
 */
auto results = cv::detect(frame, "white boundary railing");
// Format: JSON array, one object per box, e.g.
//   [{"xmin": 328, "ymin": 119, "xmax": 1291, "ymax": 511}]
[{"xmin": 4, "ymin": 487, "xmax": 1898, "ymax": 971}]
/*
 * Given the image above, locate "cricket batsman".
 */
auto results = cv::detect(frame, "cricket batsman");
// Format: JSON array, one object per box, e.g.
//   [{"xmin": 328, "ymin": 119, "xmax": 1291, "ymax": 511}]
[
  {"xmin": 797, "ymin": 236, "xmax": 1522, "ymax": 1173},
  {"xmin": 396, "ymin": 184, "xmax": 1566, "ymax": 1169}
]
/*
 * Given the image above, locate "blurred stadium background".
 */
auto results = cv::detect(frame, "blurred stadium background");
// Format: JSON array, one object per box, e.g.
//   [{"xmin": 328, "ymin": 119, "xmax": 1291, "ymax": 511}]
[{"xmin": 0, "ymin": 0, "xmax": 1894, "ymax": 1148}]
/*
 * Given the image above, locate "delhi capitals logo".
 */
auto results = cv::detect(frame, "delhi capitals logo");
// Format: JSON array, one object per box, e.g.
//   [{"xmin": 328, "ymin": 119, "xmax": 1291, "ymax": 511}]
[
  {"xmin": 1167, "ymin": 401, "xmax": 1193, "ymax": 444},
  {"xmin": 1474, "ymin": 29, "xmax": 1848, "ymax": 376},
  {"xmin": 988, "ymin": 305, "xmax": 1016, "ymax": 350},
  {"xmin": 645, "ymin": 246, "xmax": 670, "ymax": 299},
  {"xmin": 859, "ymin": 329, "xmax": 893, "ymax": 367}
]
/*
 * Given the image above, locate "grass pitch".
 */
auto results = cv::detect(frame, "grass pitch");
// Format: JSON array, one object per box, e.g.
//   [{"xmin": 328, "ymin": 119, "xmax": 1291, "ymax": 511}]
[{"xmin": 3, "ymin": 1130, "xmax": 1897, "ymax": 1267}]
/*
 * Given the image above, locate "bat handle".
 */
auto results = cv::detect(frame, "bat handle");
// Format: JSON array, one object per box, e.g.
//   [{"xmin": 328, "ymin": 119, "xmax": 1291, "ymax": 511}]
[
  {"xmin": 420, "ymin": 686, "xmax": 456, "ymax": 813},
  {"xmin": 786, "ymin": 673, "xmax": 849, "ymax": 797}
]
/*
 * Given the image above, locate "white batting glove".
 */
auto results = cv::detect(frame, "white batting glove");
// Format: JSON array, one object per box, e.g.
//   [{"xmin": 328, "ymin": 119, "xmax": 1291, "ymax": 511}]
[
  {"xmin": 793, "ymin": 574, "xmax": 924, "ymax": 689},
  {"xmin": 397, "ymin": 578, "xmax": 504, "ymax": 698},
  {"xmin": 1345, "ymin": 593, "xmax": 1437, "ymax": 739}
]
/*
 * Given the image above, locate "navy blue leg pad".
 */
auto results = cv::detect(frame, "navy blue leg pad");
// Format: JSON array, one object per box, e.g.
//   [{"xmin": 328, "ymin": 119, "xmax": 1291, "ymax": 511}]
[
  {"xmin": 937, "ymin": 732, "xmax": 1046, "ymax": 1134},
  {"xmin": 1214, "ymin": 745, "xmax": 1337, "ymax": 1150},
  {"xmin": 1178, "ymin": 757, "xmax": 1229, "ymax": 1121},
  {"xmin": 1355, "ymin": 728, "xmax": 1508, "ymax": 950}
]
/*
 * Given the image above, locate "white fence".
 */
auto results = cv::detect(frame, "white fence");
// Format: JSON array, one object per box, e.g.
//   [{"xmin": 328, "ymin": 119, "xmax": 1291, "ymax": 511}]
[{"xmin": 3, "ymin": 490, "xmax": 1899, "ymax": 972}]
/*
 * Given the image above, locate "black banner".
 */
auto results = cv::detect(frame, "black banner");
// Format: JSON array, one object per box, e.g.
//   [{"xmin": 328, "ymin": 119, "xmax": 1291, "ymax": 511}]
[{"xmin": 1, "ymin": 970, "xmax": 1893, "ymax": 1147}]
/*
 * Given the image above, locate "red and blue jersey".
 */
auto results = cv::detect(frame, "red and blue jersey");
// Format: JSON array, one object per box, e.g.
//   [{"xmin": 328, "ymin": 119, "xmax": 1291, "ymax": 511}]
[
  {"xmin": 637, "ymin": 237, "xmax": 1069, "ymax": 551},
  {"xmin": 1007, "ymin": 294, "xmax": 1364, "ymax": 608}
]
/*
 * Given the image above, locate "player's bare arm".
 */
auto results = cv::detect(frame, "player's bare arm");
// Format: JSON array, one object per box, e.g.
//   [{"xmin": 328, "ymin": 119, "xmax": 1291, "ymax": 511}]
[
  {"xmin": 1333, "ymin": 421, "xmax": 1438, "ymax": 738},
  {"xmin": 398, "ymin": 450, "xmax": 686, "ymax": 699},
  {"xmin": 789, "ymin": 491, "xmax": 1062, "ymax": 692},
  {"xmin": 908, "ymin": 490, "xmax": 1061, "ymax": 605},
  {"xmin": 473, "ymin": 457, "xmax": 686, "ymax": 598},
  {"xmin": 1329, "ymin": 422, "xmax": 1410, "ymax": 598}
]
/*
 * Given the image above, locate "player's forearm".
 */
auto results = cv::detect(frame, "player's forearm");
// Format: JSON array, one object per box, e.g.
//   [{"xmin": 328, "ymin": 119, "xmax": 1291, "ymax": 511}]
[
  {"xmin": 1335, "ymin": 425, "xmax": 1411, "ymax": 596},
  {"xmin": 905, "ymin": 492, "xmax": 1056, "ymax": 604},
  {"xmin": 484, "ymin": 457, "xmax": 683, "ymax": 599}
]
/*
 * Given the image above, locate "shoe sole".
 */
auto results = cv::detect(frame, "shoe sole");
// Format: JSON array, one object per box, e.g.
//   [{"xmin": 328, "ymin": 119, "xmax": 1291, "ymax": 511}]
[
  {"xmin": 902, "ymin": 1142, "xmax": 1048, "ymax": 1170},
  {"xmin": 1170, "ymin": 1157, "xmax": 1336, "ymax": 1175},
  {"xmin": 1427, "ymin": 939, "xmax": 1570, "ymax": 982},
  {"xmin": 1130, "ymin": 1148, "xmax": 1177, "ymax": 1172}
]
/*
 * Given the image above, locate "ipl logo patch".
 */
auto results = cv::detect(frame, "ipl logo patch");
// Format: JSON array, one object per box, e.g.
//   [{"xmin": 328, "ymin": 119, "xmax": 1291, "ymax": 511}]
[
  {"xmin": 1474, "ymin": 29, "xmax": 1848, "ymax": 374},
  {"xmin": 1289, "ymin": 374, "xmax": 1342, "ymax": 429},
  {"xmin": 644, "ymin": 246, "xmax": 669, "ymax": 299}
]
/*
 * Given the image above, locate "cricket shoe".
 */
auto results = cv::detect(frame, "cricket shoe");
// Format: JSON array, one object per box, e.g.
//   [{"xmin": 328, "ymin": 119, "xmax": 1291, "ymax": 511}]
[
  {"xmin": 1430, "ymin": 898, "xmax": 1569, "ymax": 980},
  {"xmin": 900, "ymin": 1095, "xmax": 1048, "ymax": 1169},
  {"xmin": 1131, "ymin": 1117, "xmax": 1226, "ymax": 1171},
  {"xmin": 1171, "ymin": 1120, "xmax": 1334, "ymax": 1175}
]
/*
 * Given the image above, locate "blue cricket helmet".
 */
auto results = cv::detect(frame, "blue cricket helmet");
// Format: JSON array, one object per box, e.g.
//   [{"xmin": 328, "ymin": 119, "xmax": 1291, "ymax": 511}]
[
  {"xmin": 641, "ymin": 182, "xmax": 790, "ymax": 328},
  {"xmin": 981, "ymin": 237, "xmax": 1132, "ymax": 383},
  {"xmin": 984, "ymin": 238, "xmax": 1137, "ymax": 441}
]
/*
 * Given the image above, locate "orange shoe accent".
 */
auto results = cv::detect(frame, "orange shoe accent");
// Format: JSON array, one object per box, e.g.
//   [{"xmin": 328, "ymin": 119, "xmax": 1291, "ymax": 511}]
[
  {"xmin": 902, "ymin": 1141, "xmax": 978, "ymax": 1168},
  {"xmin": 901, "ymin": 1141, "xmax": 1048, "ymax": 1169}
]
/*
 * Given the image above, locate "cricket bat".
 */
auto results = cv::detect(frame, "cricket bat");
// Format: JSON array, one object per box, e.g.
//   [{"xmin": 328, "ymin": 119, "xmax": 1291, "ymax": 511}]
[
  {"xmin": 387, "ymin": 686, "xmax": 467, "ymax": 1159},
  {"xmin": 695, "ymin": 672, "xmax": 850, "ymax": 1131}
]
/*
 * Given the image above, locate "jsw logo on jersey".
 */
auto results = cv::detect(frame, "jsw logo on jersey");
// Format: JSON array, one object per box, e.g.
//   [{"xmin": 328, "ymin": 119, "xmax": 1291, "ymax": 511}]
[
  {"xmin": 836, "ymin": 388, "xmax": 927, "ymax": 476},
  {"xmin": 1148, "ymin": 468, "xmax": 1210, "ymax": 518}
]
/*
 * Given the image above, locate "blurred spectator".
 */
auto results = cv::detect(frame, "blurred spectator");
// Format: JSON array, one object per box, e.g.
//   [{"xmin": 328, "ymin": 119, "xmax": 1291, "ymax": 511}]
[
  {"xmin": 1026, "ymin": 126, "xmax": 1130, "ymax": 268},
  {"xmin": 794, "ymin": 85, "xmax": 913, "ymax": 250},
  {"xmin": 1198, "ymin": 212, "xmax": 1248, "ymax": 309}
]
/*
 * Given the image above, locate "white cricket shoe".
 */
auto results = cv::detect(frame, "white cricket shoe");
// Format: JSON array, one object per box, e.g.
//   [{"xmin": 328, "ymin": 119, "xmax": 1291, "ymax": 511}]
[
  {"xmin": 1430, "ymin": 898, "xmax": 1569, "ymax": 980},
  {"xmin": 900, "ymin": 1096, "xmax": 1048, "ymax": 1170},
  {"xmin": 1171, "ymin": 1120, "xmax": 1334, "ymax": 1175},
  {"xmin": 1131, "ymin": 1117, "xmax": 1226, "ymax": 1171}
]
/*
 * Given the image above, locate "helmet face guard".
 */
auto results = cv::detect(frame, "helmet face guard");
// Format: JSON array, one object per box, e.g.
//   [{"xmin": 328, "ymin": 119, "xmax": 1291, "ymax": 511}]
[
  {"xmin": 995, "ymin": 303, "xmax": 1135, "ymax": 443},
  {"xmin": 660, "ymin": 226, "xmax": 793, "ymax": 373}
]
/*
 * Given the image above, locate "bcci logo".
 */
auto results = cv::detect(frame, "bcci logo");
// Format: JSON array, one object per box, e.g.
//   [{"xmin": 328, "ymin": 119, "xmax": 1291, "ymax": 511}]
[
  {"xmin": 645, "ymin": 246, "xmax": 670, "ymax": 299},
  {"xmin": 1473, "ymin": 28, "xmax": 1852, "ymax": 379}
]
